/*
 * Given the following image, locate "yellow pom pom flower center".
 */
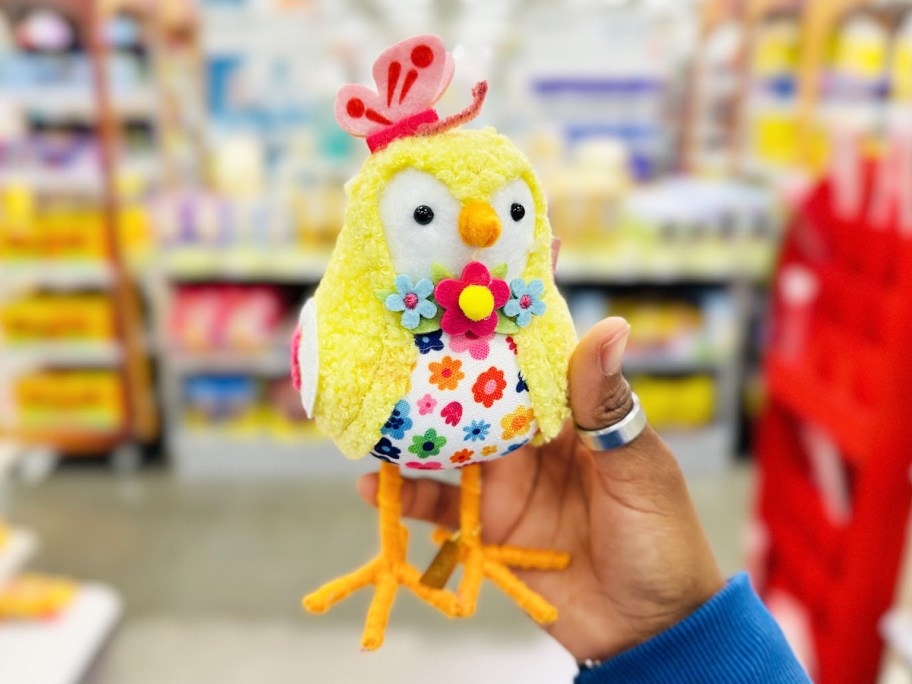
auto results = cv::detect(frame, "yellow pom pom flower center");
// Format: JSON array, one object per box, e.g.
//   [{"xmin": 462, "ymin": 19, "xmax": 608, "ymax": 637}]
[{"xmin": 459, "ymin": 285, "xmax": 495, "ymax": 321}]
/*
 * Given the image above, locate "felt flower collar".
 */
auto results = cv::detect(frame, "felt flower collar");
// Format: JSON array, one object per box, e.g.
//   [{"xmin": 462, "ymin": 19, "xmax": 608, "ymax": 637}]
[{"xmin": 376, "ymin": 261, "xmax": 545, "ymax": 335}]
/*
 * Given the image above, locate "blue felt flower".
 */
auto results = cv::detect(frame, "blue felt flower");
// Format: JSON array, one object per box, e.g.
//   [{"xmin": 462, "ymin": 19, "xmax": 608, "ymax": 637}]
[
  {"xmin": 503, "ymin": 279, "xmax": 546, "ymax": 328},
  {"xmin": 381, "ymin": 400, "xmax": 413, "ymax": 440},
  {"xmin": 414, "ymin": 329, "xmax": 445, "ymax": 354},
  {"xmin": 371, "ymin": 437, "xmax": 401, "ymax": 462},
  {"xmin": 463, "ymin": 419, "xmax": 491, "ymax": 442},
  {"xmin": 386, "ymin": 275, "xmax": 437, "ymax": 330}
]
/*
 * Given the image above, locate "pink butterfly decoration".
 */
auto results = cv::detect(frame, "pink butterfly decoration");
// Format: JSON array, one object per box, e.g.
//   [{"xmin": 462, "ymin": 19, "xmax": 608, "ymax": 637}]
[{"xmin": 335, "ymin": 35, "xmax": 454, "ymax": 150}]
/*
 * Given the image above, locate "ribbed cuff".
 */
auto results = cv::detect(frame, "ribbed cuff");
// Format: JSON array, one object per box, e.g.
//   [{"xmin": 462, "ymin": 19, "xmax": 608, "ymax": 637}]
[{"xmin": 575, "ymin": 573, "xmax": 810, "ymax": 684}]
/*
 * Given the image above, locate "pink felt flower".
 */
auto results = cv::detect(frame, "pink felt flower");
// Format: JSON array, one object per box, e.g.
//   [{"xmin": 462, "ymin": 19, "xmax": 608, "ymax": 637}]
[
  {"xmin": 416, "ymin": 393, "xmax": 437, "ymax": 415},
  {"xmin": 405, "ymin": 461, "xmax": 443, "ymax": 470},
  {"xmin": 434, "ymin": 262, "xmax": 509, "ymax": 337},
  {"xmin": 449, "ymin": 330, "xmax": 493, "ymax": 360}
]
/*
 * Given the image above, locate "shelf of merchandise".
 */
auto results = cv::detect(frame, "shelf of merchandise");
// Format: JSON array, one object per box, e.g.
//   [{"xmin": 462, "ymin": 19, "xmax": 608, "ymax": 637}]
[
  {"xmin": 156, "ymin": 249, "xmax": 760, "ymax": 478},
  {"xmin": 0, "ymin": 1, "xmax": 160, "ymax": 456},
  {"xmin": 0, "ymin": 583, "xmax": 123, "ymax": 684}
]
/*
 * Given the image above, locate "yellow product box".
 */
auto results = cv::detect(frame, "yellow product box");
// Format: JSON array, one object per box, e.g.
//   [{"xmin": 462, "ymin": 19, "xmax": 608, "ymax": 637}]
[
  {"xmin": 48, "ymin": 211, "xmax": 107, "ymax": 260},
  {"xmin": 1, "ymin": 294, "xmax": 116, "ymax": 341},
  {"xmin": 893, "ymin": 38, "xmax": 912, "ymax": 102},
  {"xmin": 752, "ymin": 21, "xmax": 800, "ymax": 76},
  {"xmin": 632, "ymin": 375, "xmax": 716, "ymax": 429},
  {"xmin": 834, "ymin": 17, "xmax": 888, "ymax": 81},
  {"xmin": 15, "ymin": 371, "xmax": 123, "ymax": 431},
  {"xmin": 263, "ymin": 402, "xmax": 314, "ymax": 441},
  {"xmin": 0, "ymin": 574, "xmax": 78, "ymax": 619},
  {"xmin": 0, "ymin": 211, "xmax": 107, "ymax": 261},
  {"xmin": 118, "ymin": 205, "xmax": 152, "ymax": 262}
]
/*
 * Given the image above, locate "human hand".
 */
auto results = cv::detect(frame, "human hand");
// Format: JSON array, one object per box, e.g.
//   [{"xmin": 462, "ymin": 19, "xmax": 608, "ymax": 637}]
[{"xmin": 357, "ymin": 317, "xmax": 724, "ymax": 662}]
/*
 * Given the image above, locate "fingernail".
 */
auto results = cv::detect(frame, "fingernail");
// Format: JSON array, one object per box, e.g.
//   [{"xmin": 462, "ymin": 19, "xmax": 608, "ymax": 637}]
[{"xmin": 598, "ymin": 325, "xmax": 629, "ymax": 376}]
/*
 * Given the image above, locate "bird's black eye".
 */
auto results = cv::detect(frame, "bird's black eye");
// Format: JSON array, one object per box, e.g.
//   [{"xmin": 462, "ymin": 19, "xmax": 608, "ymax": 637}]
[
  {"xmin": 510, "ymin": 203, "xmax": 526, "ymax": 221},
  {"xmin": 413, "ymin": 205, "xmax": 434, "ymax": 225}
]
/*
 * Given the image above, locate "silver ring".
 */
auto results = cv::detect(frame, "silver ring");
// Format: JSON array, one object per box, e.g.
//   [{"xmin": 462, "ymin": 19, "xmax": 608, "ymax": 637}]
[{"xmin": 575, "ymin": 393, "xmax": 647, "ymax": 451}]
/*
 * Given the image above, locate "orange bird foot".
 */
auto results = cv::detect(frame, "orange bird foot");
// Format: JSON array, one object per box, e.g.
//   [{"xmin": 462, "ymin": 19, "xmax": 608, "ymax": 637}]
[
  {"xmin": 302, "ymin": 525, "xmax": 458, "ymax": 651},
  {"xmin": 430, "ymin": 527, "xmax": 570, "ymax": 625}
]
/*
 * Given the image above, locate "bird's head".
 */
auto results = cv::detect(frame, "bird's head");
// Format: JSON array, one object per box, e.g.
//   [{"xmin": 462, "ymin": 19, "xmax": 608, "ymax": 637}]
[{"xmin": 347, "ymin": 127, "xmax": 545, "ymax": 283}]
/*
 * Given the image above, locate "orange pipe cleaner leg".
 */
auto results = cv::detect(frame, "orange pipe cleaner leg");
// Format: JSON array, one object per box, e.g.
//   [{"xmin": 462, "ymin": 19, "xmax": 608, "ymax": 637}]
[
  {"xmin": 359, "ymin": 462, "xmax": 403, "ymax": 650},
  {"xmin": 455, "ymin": 464, "xmax": 485, "ymax": 616}
]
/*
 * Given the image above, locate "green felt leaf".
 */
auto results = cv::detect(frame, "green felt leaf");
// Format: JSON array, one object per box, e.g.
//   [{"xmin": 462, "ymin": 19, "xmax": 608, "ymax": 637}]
[
  {"xmin": 411, "ymin": 314, "xmax": 443, "ymax": 334},
  {"xmin": 431, "ymin": 263, "xmax": 455, "ymax": 284},
  {"xmin": 374, "ymin": 289, "xmax": 397, "ymax": 304},
  {"xmin": 495, "ymin": 311, "xmax": 521, "ymax": 334},
  {"xmin": 490, "ymin": 263, "xmax": 508, "ymax": 279}
]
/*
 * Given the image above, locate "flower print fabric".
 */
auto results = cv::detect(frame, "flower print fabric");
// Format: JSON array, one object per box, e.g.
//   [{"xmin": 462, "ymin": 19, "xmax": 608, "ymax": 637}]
[{"xmin": 372, "ymin": 330, "xmax": 537, "ymax": 469}]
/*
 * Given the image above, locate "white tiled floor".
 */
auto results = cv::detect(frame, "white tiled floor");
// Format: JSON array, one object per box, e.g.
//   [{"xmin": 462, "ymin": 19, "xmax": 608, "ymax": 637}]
[{"xmin": 6, "ymin": 463, "xmax": 754, "ymax": 684}]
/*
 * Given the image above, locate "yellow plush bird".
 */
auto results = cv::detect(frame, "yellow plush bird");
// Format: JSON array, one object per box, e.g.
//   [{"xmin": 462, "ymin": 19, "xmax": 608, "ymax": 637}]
[{"xmin": 292, "ymin": 34, "xmax": 577, "ymax": 650}]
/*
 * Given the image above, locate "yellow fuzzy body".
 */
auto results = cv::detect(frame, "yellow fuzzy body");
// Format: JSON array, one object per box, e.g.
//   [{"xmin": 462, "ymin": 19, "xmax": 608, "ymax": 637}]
[{"xmin": 313, "ymin": 128, "xmax": 577, "ymax": 459}]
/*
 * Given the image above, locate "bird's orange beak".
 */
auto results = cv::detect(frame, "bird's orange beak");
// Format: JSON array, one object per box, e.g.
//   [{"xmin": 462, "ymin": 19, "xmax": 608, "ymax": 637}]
[{"xmin": 459, "ymin": 201, "xmax": 501, "ymax": 248}]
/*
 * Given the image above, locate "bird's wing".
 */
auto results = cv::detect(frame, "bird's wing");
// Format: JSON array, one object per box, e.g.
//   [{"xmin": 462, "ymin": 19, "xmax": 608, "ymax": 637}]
[{"xmin": 294, "ymin": 297, "xmax": 319, "ymax": 416}]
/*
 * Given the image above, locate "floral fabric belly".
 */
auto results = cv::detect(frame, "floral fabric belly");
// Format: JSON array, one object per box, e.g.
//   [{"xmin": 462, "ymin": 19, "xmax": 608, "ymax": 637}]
[{"xmin": 370, "ymin": 330, "xmax": 537, "ymax": 470}]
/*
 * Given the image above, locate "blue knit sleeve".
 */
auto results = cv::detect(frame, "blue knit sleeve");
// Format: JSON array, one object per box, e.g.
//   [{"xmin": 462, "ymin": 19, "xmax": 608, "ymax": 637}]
[{"xmin": 575, "ymin": 573, "xmax": 810, "ymax": 684}]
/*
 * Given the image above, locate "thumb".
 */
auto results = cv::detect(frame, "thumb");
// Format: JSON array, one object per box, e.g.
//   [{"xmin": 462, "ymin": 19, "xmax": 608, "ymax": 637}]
[{"xmin": 569, "ymin": 317, "xmax": 634, "ymax": 431}]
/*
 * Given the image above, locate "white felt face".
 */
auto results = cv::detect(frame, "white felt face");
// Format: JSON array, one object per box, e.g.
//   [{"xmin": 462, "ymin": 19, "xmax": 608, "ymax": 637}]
[{"xmin": 378, "ymin": 168, "xmax": 536, "ymax": 282}]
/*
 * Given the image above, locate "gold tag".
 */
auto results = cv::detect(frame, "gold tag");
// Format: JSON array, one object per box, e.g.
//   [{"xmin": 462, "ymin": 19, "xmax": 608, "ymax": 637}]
[{"xmin": 420, "ymin": 533, "xmax": 461, "ymax": 589}]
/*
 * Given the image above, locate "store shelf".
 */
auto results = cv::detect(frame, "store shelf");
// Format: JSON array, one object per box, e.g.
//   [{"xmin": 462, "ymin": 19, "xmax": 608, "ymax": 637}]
[
  {"xmin": 171, "ymin": 431, "xmax": 375, "ymax": 479},
  {"xmin": 0, "ymin": 528, "xmax": 38, "ymax": 587},
  {"xmin": 0, "ymin": 341, "xmax": 123, "ymax": 371},
  {"xmin": 170, "ymin": 424, "xmax": 733, "ymax": 479},
  {"xmin": 0, "ymin": 583, "xmax": 122, "ymax": 684},
  {"xmin": 881, "ymin": 609, "xmax": 912, "ymax": 669},
  {"xmin": 11, "ymin": 87, "xmax": 157, "ymax": 119},
  {"xmin": 157, "ymin": 246, "xmax": 774, "ymax": 286},
  {"xmin": 0, "ymin": 441, "xmax": 25, "ymax": 479},
  {"xmin": 660, "ymin": 423, "xmax": 732, "ymax": 474},
  {"xmin": 0, "ymin": 428, "xmax": 126, "ymax": 455},
  {"xmin": 624, "ymin": 353, "xmax": 727, "ymax": 375},
  {"xmin": 0, "ymin": 158, "xmax": 160, "ymax": 195},
  {"xmin": 170, "ymin": 346, "xmax": 289, "ymax": 376},
  {"xmin": 0, "ymin": 262, "xmax": 114, "ymax": 291},
  {"xmin": 162, "ymin": 248, "xmax": 332, "ymax": 283},
  {"xmin": 0, "ymin": 168, "xmax": 101, "ymax": 194},
  {"xmin": 556, "ymin": 249, "xmax": 772, "ymax": 284}
]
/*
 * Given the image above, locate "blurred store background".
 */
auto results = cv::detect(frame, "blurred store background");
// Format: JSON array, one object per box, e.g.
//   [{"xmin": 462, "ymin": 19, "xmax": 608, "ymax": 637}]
[{"xmin": 1, "ymin": 0, "xmax": 912, "ymax": 682}]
